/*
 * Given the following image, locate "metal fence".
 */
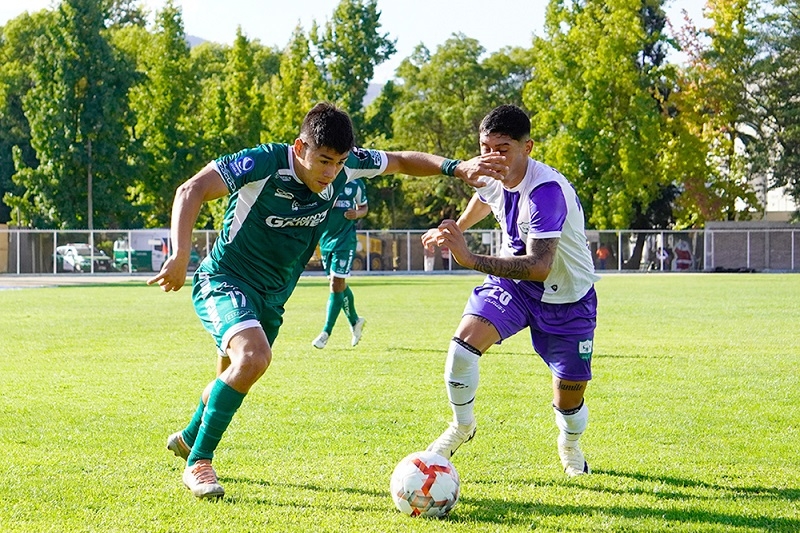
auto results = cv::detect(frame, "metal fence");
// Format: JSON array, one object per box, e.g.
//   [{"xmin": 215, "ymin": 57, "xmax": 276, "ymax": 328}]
[{"xmin": 0, "ymin": 226, "xmax": 797, "ymax": 275}]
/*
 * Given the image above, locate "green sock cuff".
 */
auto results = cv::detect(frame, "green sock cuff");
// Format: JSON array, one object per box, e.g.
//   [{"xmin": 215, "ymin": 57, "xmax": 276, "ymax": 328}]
[{"xmin": 187, "ymin": 379, "xmax": 246, "ymax": 466}]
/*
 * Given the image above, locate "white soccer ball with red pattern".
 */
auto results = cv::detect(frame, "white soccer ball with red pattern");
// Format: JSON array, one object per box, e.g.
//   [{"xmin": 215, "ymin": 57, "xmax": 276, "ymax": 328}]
[{"xmin": 390, "ymin": 450, "xmax": 460, "ymax": 518}]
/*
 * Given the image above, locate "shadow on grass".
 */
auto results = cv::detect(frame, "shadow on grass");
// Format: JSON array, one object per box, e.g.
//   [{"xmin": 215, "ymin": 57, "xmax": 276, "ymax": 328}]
[
  {"xmin": 219, "ymin": 471, "xmax": 798, "ymax": 531},
  {"xmin": 595, "ymin": 467, "xmax": 800, "ymax": 501}
]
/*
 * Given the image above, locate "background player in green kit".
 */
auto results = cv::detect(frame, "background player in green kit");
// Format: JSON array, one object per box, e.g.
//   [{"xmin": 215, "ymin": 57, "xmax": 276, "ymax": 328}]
[
  {"xmin": 147, "ymin": 102, "xmax": 506, "ymax": 499},
  {"xmin": 312, "ymin": 178, "xmax": 368, "ymax": 349}
]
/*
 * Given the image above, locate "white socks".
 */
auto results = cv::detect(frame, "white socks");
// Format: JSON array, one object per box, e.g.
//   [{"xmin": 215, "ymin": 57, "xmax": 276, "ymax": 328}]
[
  {"xmin": 554, "ymin": 400, "xmax": 588, "ymax": 447},
  {"xmin": 445, "ymin": 338, "xmax": 481, "ymax": 426}
]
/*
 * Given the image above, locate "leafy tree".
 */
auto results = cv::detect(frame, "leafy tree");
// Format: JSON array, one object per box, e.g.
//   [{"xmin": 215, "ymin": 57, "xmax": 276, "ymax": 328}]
[
  {"xmin": 119, "ymin": 0, "xmax": 200, "ymax": 227},
  {"xmin": 524, "ymin": 0, "xmax": 675, "ymax": 233},
  {"xmin": 0, "ymin": 11, "xmax": 49, "ymax": 224},
  {"xmin": 670, "ymin": 0, "xmax": 761, "ymax": 224},
  {"xmin": 749, "ymin": 0, "xmax": 800, "ymax": 220},
  {"xmin": 262, "ymin": 26, "xmax": 330, "ymax": 143},
  {"xmin": 11, "ymin": 0, "xmax": 138, "ymax": 229},
  {"xmin": 311, "ymin": 0, "xmax": 396, "ymax": 134},
  {"xmin": 390, "ymin": 35, "xmax": 533, "ymax": 228}
]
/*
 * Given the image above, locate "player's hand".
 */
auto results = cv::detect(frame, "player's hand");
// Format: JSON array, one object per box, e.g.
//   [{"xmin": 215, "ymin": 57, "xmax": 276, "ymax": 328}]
[
  {"xmin": 147, "ymin": 254, "xmax": 189, "ymax": 292},
  {"xmin": 421, "ymin": 228, "xmax": 441, "ymax": 253},
  {"xmin": 455, "ymin": 152, "xmax": 509, "ymax": 188},
  {"xmin": 435, "ymin": 220, "xmax": 474, "ymax": 268},
  {"xmin": 344, "ymin": 209, "xmax": 359, "ymax": 220}
]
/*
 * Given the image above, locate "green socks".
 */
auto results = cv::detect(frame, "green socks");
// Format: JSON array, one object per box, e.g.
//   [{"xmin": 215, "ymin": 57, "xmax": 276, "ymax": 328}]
[
  {"xmin": 324, "ymin": 291, "xmax": 344, "ymax": 334},
  {"xmin": 187, "ymin": 379, "xmax": 246, "ymax": 466},
  {"xmin": 180, "ymin": 397, "xmax": 206, "ymax": 447},
  {"xmin": 342, "ymin": 286, "xmax": 359, "ymax": 326}
]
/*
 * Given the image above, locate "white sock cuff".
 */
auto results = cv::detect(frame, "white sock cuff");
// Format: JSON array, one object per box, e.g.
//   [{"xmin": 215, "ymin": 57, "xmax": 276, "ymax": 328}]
[{"xmin": 554, "ymin": 401, "xmax": 588, "ymax": 437}]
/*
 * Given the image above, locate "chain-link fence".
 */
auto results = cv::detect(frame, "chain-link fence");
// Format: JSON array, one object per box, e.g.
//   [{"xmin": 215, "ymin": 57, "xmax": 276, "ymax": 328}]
[{"xmin": 0, "ymin": 225, "xmax": 797, "ymax": 275}]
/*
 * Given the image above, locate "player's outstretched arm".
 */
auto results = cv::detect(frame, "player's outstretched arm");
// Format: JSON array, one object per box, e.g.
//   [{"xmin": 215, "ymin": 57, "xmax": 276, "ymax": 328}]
[
  {"xmin": 147, "ymin": 164, "xmax": 228, "ymax": 292},
  {"xmin": 383, "ymin": 151, "xmax": 508, "ymax": 187}
]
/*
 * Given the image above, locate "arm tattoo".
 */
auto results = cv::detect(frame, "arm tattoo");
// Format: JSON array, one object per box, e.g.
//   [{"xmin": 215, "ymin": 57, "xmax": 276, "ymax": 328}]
[{"xmin": 470, "ymin": 237, "xmax": 558, "ymax": 280}]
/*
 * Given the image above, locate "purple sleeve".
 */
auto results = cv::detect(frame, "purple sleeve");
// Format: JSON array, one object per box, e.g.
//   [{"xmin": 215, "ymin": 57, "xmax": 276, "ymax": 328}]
[{"xmin": 528, "ymin": 181, "xmax": 567, "ymax": 236}]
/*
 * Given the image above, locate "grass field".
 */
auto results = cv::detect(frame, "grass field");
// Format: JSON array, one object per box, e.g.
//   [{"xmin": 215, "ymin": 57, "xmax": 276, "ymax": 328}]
[{"xmin": 0, "ymin": 273, "xmax": 798, "ymax": 532}]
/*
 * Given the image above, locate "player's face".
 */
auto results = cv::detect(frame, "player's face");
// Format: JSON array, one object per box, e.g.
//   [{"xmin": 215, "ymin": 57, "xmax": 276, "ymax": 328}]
[
  {"xmin": 293, "ymin": 139, "xmax": 349, "ymax": 193},
  {"xmin": 479, "ymin": 132, "xmax": 533, "ymax": 187}
]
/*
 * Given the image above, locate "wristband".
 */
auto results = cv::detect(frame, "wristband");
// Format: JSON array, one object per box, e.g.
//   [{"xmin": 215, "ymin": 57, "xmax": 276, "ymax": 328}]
[{"xmin": 440, "ymin": 158, "xmax": 462, "ymax": 176}]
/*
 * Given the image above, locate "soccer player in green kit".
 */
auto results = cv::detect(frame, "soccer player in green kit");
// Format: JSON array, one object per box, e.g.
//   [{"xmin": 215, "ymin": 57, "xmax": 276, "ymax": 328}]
[
  {"xmin": 312, "ymin": 177, "xmax": 368, "ymax": 349},
  {"xmin": 147, "ymin": 102, "xmax": 506, "ymax": 499}
]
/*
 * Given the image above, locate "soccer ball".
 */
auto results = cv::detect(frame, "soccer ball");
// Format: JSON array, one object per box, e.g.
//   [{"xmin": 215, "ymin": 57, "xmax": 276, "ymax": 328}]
[{"xmin": 390, "ymin": 450, "xmax": 460, "ymax": 518}]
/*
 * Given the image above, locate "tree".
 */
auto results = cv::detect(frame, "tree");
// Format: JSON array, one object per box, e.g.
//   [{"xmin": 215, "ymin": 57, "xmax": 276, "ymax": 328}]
[
  {"xmin": 261, "ymin": 26, "xmax": 330, "ymax": 143},
  {"xmin": 749, "ymin": 0, "xmax": 800, "ymax": 220},
  {"xmin": 120, "ymin": 0, "xmax": 200, "ymax": 227},
  {"xmin": 524, "ymin": 0, "xmax": 675, "ymax": 233},
  {"xmin": 390, "ymin": 35, "xmax": 534, "ymax": 228},
  {"xmin": 311, "ymin": 0, "xmax": 396, "ymax": 134},
  {"xmin": 0, "ymin": 10, "xmax": 49, "ymax": 224},
  {"xmin": 11, "ymin": 0, "xmax": 138, "ymax": 229},
  {"xmin": 670, "ymin": 0, "xmax": 761, "ymax": 224}
]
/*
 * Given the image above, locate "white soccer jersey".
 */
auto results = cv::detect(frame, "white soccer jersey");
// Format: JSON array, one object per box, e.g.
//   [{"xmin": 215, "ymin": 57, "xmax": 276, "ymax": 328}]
[{"xmin": 475, "ymin": 158, "xmax": 599, "ymax": 304}]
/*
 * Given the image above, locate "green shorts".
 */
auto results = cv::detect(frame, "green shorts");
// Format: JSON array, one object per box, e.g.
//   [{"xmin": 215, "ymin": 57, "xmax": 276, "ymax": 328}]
[
  {"xmin": 192, "ymin": 270, "xmax": 284, "ymax": 355},
  {"xmin": 320, "ymin": 249, "xmax": 355, "ymax": 278}
]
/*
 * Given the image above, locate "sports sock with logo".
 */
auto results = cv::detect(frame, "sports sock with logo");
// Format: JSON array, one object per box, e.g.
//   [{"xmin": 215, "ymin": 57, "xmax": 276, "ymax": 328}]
[
  {"xmin": 342, "ymin": 286, "xmax": 359, "ymax": 325},
  {"xmin": 445, "ymin": 338, "xmax": 481, "ymax": 426}
]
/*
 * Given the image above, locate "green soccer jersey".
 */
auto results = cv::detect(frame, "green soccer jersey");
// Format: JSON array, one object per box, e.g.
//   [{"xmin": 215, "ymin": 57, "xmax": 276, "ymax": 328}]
[
  {"xmin": 202, "ymin": 143, "xmax": 386, "ymax": 304},
  {"xmin": 319, "ymin": 178, "xmax": 367, "ymax": 254}
]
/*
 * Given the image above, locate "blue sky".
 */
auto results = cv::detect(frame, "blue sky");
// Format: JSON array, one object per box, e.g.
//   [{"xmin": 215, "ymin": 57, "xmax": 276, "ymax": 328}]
[{"xmin": 1, "ymin": 0, "xmax": 707, "ymax": 83}]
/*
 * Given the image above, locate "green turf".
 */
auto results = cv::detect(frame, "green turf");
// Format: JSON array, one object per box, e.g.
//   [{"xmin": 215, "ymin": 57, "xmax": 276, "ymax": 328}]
[{"xmin": 0, "ymin": 273, "xmax": 798, "ymax": 532}]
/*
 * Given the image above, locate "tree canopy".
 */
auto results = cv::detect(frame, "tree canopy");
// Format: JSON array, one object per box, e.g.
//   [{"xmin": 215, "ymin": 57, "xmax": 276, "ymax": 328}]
[{"xmin": 0, "ymin": 0, "xmax": 797, "ymax": 230}]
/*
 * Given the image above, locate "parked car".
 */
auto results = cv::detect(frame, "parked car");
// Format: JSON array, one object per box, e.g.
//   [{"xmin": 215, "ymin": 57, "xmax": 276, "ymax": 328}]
[{"xmin": 56, "ymin": 243, "xmax": 114, "ymax": 273}]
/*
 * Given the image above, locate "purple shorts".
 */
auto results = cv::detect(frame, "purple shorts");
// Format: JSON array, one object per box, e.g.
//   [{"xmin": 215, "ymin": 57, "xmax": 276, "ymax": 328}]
[{"xmin": 463, "ymin": 276, "xmax": 597, "ymax": 381}]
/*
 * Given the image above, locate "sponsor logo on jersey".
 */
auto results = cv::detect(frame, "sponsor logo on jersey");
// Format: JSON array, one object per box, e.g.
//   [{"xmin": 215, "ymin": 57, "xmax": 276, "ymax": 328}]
[
  {"xmin": 291, "ymin": 200, "xmax": 319, "ymax": 211},
  {"xmin": 578, "ymin": 339, "xmax": 593, "ymax": 360},
  {"xmin": 334, "ymin": 199, "xmax": 350, "ymax": 209},
  {"xmin": 518, "ymin": 221, "xmax": 529, "ymax": 235},
  {"xmin": 228, "ymin": 156, "xmax": 255, "ymax": 177},
  {"xmin": 265, "ymin": 211, "xmax": 328, "ymax": 228},
  {"xmin": 372, "ymin": 151, "xmax": 382, "ymax": 166},
  {"xmin": 274, "ymin": 188, "xmax": 294, "ymax": 200}
]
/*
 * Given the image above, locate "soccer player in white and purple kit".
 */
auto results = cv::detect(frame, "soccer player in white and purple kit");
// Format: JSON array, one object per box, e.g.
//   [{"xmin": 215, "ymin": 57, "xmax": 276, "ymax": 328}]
[{"xmin": 423, "ymin": 105, "xmax": 600, "ymax": 476}]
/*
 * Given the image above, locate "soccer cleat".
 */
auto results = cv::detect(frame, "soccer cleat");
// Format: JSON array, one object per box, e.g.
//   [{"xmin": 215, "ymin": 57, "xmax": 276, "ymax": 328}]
[
  {"xmin": 167, "ymin": 431, "xmax": 191, "ymax": 461},
  {"xmin": 558, "ymin": 441, "xmax": 590, "ymax": 477},
  {"xmin": 350, "ymin": 317, "xmax": 366, "ymax": 346},
  {"xmin": 426, "ymin": 421, "xmax": 477, "ymax": 459},
  {"xmin": 312, "ymin": 331, "xmax": 329, "ymax": 349},
  {"xmin": 182, "ymin": 460, "xmax": 225, "ymax": 499}
]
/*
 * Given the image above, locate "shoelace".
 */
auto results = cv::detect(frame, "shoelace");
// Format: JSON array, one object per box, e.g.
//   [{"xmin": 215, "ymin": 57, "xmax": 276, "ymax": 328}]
[{"xmin": 190, "ymin": 462, "xmax": 219, "ymax": 485}]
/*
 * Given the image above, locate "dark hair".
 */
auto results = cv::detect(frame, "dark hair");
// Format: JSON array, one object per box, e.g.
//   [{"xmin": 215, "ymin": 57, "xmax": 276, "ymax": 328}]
[
  {"xmin": 300, "ymin": 102, "xmax": 355, "ymax": 154},
  {"xmin": 479, "ymin": 105, "xmax": 531, "ymax": 141}
]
